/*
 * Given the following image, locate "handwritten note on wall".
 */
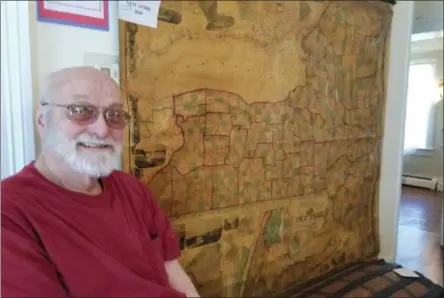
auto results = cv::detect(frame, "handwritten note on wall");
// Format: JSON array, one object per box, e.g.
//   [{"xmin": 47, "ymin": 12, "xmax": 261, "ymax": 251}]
[{"xmin": 118, "ymin": 1, "xmax": 161, "ymax": 28}]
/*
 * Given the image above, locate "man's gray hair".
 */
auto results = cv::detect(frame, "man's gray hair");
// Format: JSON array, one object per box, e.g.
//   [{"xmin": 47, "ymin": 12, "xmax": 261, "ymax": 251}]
[{"xmin": 38, "ymin": 72, "xmax": 58, "ymax": 120}]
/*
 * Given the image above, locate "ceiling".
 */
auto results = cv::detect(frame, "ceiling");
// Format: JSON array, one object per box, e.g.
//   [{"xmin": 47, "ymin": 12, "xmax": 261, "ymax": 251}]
[
  {"xmin": 414, "ymin": 1, "xmax": 443, "ymax": 20},
  {"xmin": 410, "ymin": 1, "xmax": 443, "ymax": 53},
  {"xmin": 412, "ymin": 1, "xmax": 443, "ymax": 34}
]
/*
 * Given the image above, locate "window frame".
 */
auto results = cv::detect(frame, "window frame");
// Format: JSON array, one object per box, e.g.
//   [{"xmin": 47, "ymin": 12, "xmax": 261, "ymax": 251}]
[
  {"xmin": 1, "ymin": 1, "xmax": 36, "ymax": 179},
  {"xmin": 403, "ymin": 58, "xmax": 439, "ymax": 157}
]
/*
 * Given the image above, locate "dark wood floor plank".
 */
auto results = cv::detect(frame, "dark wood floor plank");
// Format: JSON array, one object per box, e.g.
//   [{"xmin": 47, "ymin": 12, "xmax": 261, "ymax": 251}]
[{"xmin": 397, "ymin": 186, "xmax": 443, "ymax": 286}]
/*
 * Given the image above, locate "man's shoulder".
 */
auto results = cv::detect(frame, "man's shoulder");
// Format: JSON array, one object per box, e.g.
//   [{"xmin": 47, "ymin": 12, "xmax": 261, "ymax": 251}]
[
  {"xmin": 109, "ymin": 170, "xmax": 144, "ymax": 186},
  {"xmin": 1, "ymin": 164, "xmax": 38, "ymax": 198},
  {"xmin": 108, "ymin": 170, "xmax": 154, "ymax": 198},
  {"xmin": 108, "ymin": 170, "xmax": 160, "ymax": 210},
  {"xmin": 1, "ymin": 164, "xmax": 39, "ymax": 218}
]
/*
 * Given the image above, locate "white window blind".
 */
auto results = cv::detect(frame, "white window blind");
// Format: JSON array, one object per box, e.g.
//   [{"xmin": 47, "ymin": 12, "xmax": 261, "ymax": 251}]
[{"xmin": 1, "ymin": 1, "xmax": 35, "ymax": 179}]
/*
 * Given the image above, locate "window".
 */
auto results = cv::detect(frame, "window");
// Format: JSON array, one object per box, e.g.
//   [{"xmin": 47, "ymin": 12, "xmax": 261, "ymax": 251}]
[{"xmin": 403, "ymin": 62, "xmax": 439, "ymax": 154}]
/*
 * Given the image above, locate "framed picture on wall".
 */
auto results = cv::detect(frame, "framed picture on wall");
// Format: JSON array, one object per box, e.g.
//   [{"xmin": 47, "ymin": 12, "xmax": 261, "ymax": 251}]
[{"xmin": 36, "ymin": 1, "xmax": 109, "ymax": 31}]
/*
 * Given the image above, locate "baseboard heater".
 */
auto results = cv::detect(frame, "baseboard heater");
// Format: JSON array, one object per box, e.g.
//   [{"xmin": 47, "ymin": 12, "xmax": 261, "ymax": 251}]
[{"xmin": 401, "ymin": 175, "xmax": 438, "ymax": 190}]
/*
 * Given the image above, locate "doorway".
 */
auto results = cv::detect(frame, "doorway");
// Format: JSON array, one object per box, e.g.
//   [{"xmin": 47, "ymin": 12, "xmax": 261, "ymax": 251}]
[{"xmin": 396, "ymin": 10, "xmax": 443, "ymax": 285}]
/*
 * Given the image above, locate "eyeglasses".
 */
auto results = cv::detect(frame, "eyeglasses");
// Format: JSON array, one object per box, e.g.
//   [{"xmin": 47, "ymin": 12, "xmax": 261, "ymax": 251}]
[{"xmin": 41, "ymin": 102, "xmax": 131, "ymax": 129}]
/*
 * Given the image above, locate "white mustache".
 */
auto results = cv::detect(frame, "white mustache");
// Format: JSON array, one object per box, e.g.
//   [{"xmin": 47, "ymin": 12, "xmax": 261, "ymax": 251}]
[{"xmin": 75, "ymin": 134, "xmax": 117, "ymax": 148}]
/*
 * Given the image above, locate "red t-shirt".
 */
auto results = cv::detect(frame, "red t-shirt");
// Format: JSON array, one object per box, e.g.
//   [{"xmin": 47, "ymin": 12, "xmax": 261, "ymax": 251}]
[{"xmin": 1, "ymin": 163, "xmax": 186, "ymax": 297}]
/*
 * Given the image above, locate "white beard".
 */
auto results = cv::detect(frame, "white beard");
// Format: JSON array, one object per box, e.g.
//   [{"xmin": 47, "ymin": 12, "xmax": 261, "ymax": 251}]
[{"xmin": 43, "ymin": 127, "xmax": 122, "ymax": 178}]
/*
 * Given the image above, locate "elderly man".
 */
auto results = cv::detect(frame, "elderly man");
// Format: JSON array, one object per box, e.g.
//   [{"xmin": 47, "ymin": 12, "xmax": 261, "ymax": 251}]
[{"xmin": 1, "ymin": 67, "xmax": 200, "ymax": 297}]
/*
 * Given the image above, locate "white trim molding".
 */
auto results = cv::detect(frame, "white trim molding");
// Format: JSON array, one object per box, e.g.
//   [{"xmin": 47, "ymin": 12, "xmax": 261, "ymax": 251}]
[
  {"xmin": 1, "ymin": 1, "xmax": 35, "ymax": 179},
  {"xmin": 378, "ymin": 1, "xmax": 415, "ymax": 263}
]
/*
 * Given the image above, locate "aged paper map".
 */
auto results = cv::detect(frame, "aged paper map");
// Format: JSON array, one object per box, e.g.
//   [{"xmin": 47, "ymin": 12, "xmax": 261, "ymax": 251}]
[{"xmin": 119, "ymin": 1, "xmax": 393, "ymax": 296}]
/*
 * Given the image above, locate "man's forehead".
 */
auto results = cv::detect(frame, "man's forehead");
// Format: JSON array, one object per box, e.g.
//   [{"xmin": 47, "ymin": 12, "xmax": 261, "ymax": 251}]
[
  {"xmin": 53, "ymin": 79, "xmax": 120, "ymax": 105},
  {"xmin": 60, "ymin": 79, "xmax": 118, "ymax": 95},
  {"xmin": 71, "ymin": 94, "xmax": 123, "ymax": 107},
  {"xmin": 46, "ymin": 67, "xmax": 120, "ymax": 104}
]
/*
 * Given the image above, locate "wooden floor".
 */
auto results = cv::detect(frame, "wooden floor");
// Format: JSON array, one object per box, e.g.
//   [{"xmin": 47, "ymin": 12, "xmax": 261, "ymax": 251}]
[{"xmin": 396, "ymin": 186, "xmax": 443, "ymax": 286}]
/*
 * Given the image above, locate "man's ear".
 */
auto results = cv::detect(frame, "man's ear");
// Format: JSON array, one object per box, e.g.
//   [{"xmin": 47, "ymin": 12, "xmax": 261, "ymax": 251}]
[{"xmin": 35, "ymin": 107, "xmax": 46, "ymax": 136}]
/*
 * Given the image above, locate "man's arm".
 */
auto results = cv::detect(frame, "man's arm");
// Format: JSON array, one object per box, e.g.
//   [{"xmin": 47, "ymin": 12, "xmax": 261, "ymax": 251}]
[
  {"xmin": 1, "ymin": 202, "xmax": 68, "ymax": 297},
  {"xmin": 145, "ymin": 188, "xmax": 200, "ymax": 297},
  {"xmin": 165, "ymin": 260, "xmax": 200, "ymax": 298}
]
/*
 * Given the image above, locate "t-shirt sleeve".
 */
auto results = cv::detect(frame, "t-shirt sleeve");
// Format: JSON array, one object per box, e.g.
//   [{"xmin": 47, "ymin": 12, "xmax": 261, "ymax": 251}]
[
  {"xmin": 1, "ymin": 200, "xmax": 68, "ymax": 297},
  {"xmin": 144, "ymin": 189, "xmax": 181, "ymax": 262}
]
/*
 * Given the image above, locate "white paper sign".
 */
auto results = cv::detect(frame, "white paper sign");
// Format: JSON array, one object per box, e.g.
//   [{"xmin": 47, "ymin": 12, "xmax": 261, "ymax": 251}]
[{"xmin": 118, "ymin": 1, "xmax": 161, "ymax": 28}]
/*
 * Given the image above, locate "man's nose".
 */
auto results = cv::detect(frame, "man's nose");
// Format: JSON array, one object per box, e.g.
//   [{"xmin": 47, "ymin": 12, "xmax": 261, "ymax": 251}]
[{"xmin": 87, "ymin": 113, "xmax": 110, "ymax": 138}]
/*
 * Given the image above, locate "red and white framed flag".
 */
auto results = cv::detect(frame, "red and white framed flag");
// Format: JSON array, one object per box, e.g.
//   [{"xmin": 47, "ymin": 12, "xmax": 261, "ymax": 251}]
[{"xmin": 36, "ymin": 1, "xmax": 109, "ymax": 31}]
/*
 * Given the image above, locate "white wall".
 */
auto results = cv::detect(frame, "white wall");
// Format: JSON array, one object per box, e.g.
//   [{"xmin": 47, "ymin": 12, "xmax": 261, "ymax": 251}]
[
  {"xmin": 28, "ymin": 1, "xmax": 120, "ymax": 154},
  {"xmin": 26, "ymin": 1, "xmax": 413, "ymax": 263}
]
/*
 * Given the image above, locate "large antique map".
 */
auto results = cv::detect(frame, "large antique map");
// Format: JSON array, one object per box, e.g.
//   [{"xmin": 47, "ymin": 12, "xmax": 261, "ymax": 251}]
[{"xmin": 119, "ymin": 1, "xmax": 394, "ymax": 296}]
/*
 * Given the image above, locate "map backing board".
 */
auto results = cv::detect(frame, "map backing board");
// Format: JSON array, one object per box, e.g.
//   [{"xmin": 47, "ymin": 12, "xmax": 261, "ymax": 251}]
[{"xmin": 118, "ymin": 1, "xmax": 394, "ymax": 296}]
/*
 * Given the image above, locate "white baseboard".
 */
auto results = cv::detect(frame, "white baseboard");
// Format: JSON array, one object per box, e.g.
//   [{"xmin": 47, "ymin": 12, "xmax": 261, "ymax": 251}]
[
  {"xmin": 401, "ymin": 175, "xmax": 437, "ymax": 190},
  {"xmin": 437, "ymin": 181, "xmax": 443, "ymax": 192}
]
